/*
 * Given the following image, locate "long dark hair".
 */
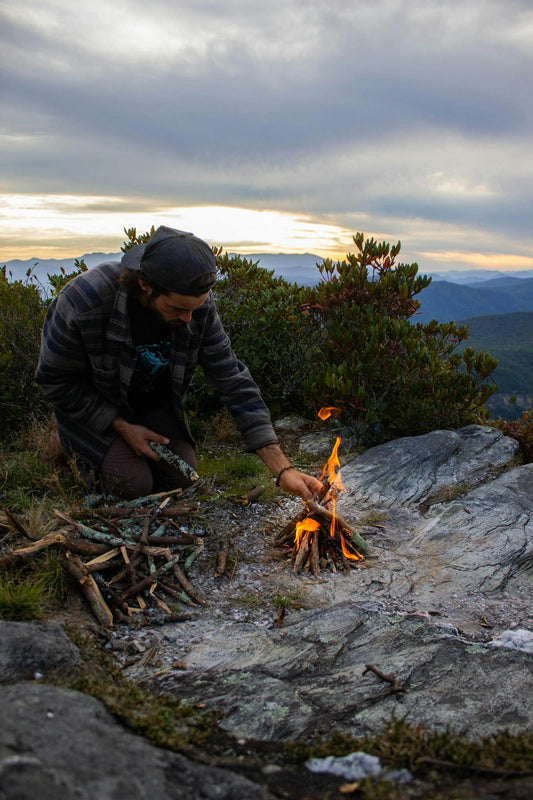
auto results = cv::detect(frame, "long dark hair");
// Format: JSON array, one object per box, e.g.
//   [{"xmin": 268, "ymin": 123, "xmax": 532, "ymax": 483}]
[{"xmin": 119, "ymin": 268, "xmax": 168, "ymax": 299}]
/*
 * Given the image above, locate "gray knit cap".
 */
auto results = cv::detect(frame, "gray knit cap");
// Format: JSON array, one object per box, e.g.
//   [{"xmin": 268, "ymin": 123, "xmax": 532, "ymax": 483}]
[{"xmin": 121, "ymin": 226, "xmax": 217, "ymax": 295}]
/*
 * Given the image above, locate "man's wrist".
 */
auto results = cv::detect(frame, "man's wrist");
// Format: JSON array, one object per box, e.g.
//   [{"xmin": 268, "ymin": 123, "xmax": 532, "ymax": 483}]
[
  {"xmin": 112, "ymin": 416, "xmax": 130, "ymax": 435},
  {"xmin": 255, "ymin": 443, "xmax": 290, "ymax": 475},
  {"xmin": 275, "ymin": 464, "xmax": 295, "ymax": 486}
]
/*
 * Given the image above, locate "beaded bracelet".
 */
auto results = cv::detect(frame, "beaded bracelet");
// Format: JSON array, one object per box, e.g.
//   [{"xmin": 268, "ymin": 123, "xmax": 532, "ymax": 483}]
[{"xmin": 275, "ymin": 465, "xmax": 295, "ymax": 486}]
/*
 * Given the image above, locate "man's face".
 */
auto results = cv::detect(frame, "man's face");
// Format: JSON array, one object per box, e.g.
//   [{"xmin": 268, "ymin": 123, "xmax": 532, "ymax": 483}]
[{"xmin": 139, "ymin": 281, "xmax": 209, "ymax": 326}]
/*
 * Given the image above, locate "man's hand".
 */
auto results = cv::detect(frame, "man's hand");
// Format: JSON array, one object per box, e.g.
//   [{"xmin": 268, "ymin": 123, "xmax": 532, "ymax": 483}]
[
  {"xmin": 255, "ymin": 443, "xmax": 322, "ymax": 501},
  {"xmin": 112, "ymin": 417, "xmax": 169, "ymax": 461},
  {"xmin": 277, "ymin": 467, "xmax": 323, "ymax": 501}
]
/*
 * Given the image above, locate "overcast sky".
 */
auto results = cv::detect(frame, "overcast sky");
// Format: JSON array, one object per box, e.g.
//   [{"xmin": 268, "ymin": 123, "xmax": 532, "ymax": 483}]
[{"xmin": 1, "ymin": 0, "xmax": 532, "ymax": 272}]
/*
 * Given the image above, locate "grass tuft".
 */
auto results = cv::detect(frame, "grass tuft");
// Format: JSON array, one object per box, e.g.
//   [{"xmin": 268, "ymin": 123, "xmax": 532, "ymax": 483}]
[{"xmin": 0, "ymin": 574, "xmax": 50, "ymax": 620}]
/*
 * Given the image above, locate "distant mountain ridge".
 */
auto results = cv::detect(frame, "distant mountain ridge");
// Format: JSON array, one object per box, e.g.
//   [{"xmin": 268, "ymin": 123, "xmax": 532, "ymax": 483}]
[
  {"xmin": 415, "ymin": 277, "xmax": 533, "ymax": 323},
  {"xmin": 3, "ymin": 252, "xmax": 533, "ymax": 319}
]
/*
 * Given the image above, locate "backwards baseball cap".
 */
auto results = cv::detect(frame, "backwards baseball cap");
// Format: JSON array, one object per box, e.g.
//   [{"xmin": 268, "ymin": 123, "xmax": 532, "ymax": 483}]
[{"xmin": 121, "ymin": 225, "xmax": 217, "ymax": 296}]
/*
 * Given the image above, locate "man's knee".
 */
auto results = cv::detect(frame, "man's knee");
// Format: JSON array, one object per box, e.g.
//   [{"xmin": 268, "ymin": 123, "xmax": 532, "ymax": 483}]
[{"xmin": 100, "ymin": 438, "xmax": 154, "ymax": 499}]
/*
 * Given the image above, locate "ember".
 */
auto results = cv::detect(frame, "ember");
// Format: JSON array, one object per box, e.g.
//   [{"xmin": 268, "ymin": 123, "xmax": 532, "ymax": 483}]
[{"xmin": 275, "ymin": 408, "xmax": 368, "ymax": 574}]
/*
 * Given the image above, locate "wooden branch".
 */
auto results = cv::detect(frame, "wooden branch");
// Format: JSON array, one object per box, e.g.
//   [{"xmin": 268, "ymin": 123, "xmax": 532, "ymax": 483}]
[
  {"xmin": 62, "ymin": 552, "xmax": 113, "ymax": 627},
  {"xmin": 214, "ymin": 539, "xmax": 230, "ymax": 578},
  {"xmin": 148, "ymin": 533, "xmax": 196, "ymax": 546},
  {"xmin": 149, "ymin": 442, "xmax": 199, "ymax": 482},
  {"xmin": 54, "ymin": 511, "xmax": 137, "ymax": 547},
  {"xmin": 0, "ymin": 532, "xmax": 68, "ymax": 570},
  {"xmin": 85, "ymin": 548, "xmax": 121, "ymax": 568},
  {"xmin": 156, "ymin": 581, "xmax": 200, "ymax": 607},
  {"xmin": 121, "ymin": 557, "xmax": 190, "ymax": 602},
  {"xmin": 93, "ymin": 574, "xmax": 129, "ymax": 622},
  {"xmin": 306, "ymin": 500, "xmax": 368, "ymax": 555},
  {"xmin": 94, "ymin": 504, "xmax": 196, "ymax": 520},
  {"xmin": 3, "ymin": 508, "xmax": 40, "ymax": 541},
  {"xmin": 61, "ymin": 536, "xmax": 109, "ymax": 557},
  {"xmin": 233, "ymin": 486, "xmax": 263, "ymax": 506},
  {"xmin": 275, "ymin": 480, "xmax": 330, "ymax": 543},
  {"xmin": 363, "ymin": 663, "xmax": 408, "ymax": 694},
  {"xmin": 122, "ymin": 573, "xmax": 157, "ymax": 600},
  {"xmin": 165, "ymin": 553, "xmax": 208, "ymax": 606},
  {"xmin": 294, "ymin": 532, "xmax": 311, "ymax": 574},
  {"xmin": 309, "ymin": 530, "xmax": 320, "ymax": 577}
]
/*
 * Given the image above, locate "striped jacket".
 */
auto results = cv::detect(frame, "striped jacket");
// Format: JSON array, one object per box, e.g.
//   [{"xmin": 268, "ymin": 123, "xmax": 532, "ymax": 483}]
[{"xmin": 35, "ymin": 261, "xmax": 277, "ymax": 478}]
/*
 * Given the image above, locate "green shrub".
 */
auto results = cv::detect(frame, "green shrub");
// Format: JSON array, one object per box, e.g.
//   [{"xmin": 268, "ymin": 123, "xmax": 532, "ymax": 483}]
[
  {"xmin": 184, "ymin": 250, "xmax": 316, "ymax": 418},
  {"xmin": 213, "ymin": 251, "xmax": 315, "ymax": 414},
  {"xmin": 46, "ymin": 258, "xmax": 88, "ymax": 303},
  {"xmin": 0, "ymin": 267, "xmax": 47, "ymax": 438},
  {"xmin": 301, "ymin": 233, "xmax": 498, "ymax": 439}
]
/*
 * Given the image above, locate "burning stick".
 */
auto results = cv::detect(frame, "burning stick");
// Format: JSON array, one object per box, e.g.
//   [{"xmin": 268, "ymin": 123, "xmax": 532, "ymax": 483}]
[
  {"xmin": 293, "ymin": 530, "xmax": 312, "ymax": 574},
  {"xmin": 275, "ymin": 480, "xmax": 331, "ymax": 545},
  {"xmin": 305, "ymin": 500, "xmax": 368, "ymax": 556},
  {"xmin": 309, "ymin": 529, "xmax": 320, "ymax": 576}
]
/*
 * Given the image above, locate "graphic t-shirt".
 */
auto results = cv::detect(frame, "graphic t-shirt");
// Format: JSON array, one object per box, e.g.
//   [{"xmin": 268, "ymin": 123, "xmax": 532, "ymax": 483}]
[{"xmin": 128, "ymin": 299, "xmax": 172, "ymax": 412}]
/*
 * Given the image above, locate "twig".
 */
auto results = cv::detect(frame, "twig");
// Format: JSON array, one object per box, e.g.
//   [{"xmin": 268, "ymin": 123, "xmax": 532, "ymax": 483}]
[
  {"xmin": 184, "ymin": 540, "xmax": 204, "ymax": 571},
  {"xmin": 3, "ymin": 508, "xmax": 40, "ymax": 541},
  {"xmin": 275, "ymin": 480, "xmax": 330, "ymax": 543},
  {"xmin": 309, "ymin": 530, "xmax": 320, "ymax": 577},
  {"xmin": 233, "ymin": 486, "xmax": 264, "ymax": 506},
  {"xmin": 214, "ymin": 538, "xmax": 230, "ymax": 578},
  {"xmin": 363, "ymin": 664, "xmax": 408, "ymax": 694},
  {"xmin": 149, "ymin": 442, "xmax": 199, "ymax": 483},
  {"xmin": 293, "ymin": 532, "xmax": 311, "ymax": 574},
  {"xmin": 306, "ymin": 500, "xmax": 368, "ymax": 555},
  {"xmin": 62, "ymin": 552, "xmax": 114, "ymax": 627},
  {"xmin": 165, "ymin": 553, "xmax": 208, "ymax": 606}
]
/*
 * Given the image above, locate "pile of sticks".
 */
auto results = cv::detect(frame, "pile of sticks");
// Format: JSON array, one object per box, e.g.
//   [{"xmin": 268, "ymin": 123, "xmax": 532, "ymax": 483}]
[
  {"xmin": 274, "ymin": 483, "xmax": 368, "ymax": 575},
  {"xmin": 1, "ymin": 491, "xmax": 207, "ymax": 627}
]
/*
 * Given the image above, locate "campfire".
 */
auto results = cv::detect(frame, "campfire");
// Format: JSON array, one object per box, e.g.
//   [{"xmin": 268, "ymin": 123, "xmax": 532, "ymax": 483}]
[{"xmin": 275, "ymin": 407, "xmax": 368, "ymax": 575}]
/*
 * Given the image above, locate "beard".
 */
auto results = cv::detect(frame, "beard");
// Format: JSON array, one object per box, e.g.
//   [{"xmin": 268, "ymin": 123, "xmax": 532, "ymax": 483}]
[{"xmin": 143, "ymin": 295, "xmax": 184, "ymax": 328}]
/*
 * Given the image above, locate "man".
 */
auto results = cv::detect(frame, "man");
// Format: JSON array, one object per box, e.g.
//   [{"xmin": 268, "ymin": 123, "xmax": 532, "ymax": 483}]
[{"xmin": 36, "ymin": 226, "xmax": 322, "ymax": 501}]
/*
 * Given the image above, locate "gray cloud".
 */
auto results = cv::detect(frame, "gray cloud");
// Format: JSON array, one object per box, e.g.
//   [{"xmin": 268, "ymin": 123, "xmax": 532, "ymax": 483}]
[{"xmin": 1, "ymin": 0, "xmax": 532, "ymax": 262}]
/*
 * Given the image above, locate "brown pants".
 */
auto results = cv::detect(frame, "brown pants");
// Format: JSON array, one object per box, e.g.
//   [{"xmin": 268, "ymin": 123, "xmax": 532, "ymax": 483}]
[{"xmin": 100, "ymin": 406, "xmax": 196, "ymax": 500}]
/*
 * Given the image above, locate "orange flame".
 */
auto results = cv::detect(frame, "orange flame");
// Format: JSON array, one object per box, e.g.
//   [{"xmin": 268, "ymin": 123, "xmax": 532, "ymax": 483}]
[
  {"xmin": 292, "ymin": 406, "xmax": 362, "ymax": 565},
  {"xmin": 294, "ymin": 517, "xmax": 320, "ymax": 549},
  {"xmin": 339, "ymin": 530, "xmax": 362, "ymax": 561},
  {"xmin": 318, "ymin": 406, "xmax": 341, "ymax": 421},
  {"xmin": 320, "ymin": 436, "xmax": 344, "ymax": 495}
]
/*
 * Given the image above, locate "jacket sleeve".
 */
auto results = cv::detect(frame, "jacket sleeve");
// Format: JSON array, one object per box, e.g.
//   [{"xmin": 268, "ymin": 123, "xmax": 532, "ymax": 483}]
[
  {"xmin": 197, "ymin": 300, "xmax": 278, "ymax": 451},
  {"xmin": 35, "ymin": 293, "xmax": 120, "ymax": 435}
]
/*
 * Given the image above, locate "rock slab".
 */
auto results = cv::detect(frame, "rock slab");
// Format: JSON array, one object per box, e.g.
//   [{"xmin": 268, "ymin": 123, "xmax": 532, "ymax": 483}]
[
  {"xmin": 0, "ymin": 683, "xmax": 270, "ymax": 800},
  {"xmin": 139, "ymin": 425, "xmax": 533, "ymax": 742}
]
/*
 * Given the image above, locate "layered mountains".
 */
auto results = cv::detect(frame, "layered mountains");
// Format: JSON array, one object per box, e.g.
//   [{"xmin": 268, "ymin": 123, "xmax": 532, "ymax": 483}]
[{"xmin": 414, "ymin": 276, "xmax": 533, "ymax": 324}]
